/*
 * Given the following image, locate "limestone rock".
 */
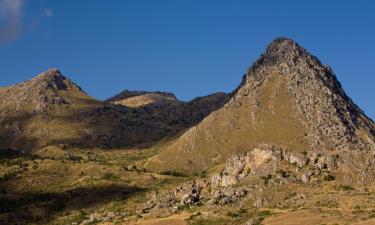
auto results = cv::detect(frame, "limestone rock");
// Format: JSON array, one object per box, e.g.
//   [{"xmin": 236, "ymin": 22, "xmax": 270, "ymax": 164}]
[{"xmin": 211, "ymin": 145, "xmax": 281, "ymax": 187}]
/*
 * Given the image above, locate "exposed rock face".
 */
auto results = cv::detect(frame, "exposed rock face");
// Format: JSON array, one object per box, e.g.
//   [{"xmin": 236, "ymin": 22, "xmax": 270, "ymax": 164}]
[
  {"xmin": 0, "ymin": 69, "xmax": 87, "ymax": 112},
  {"xmin": 282, "ymin": 151, "xmax": 308, "ymax": 168},
  {"xmin": 148, "ymin": 37, "xmax": 375, "ymax": 174},
  {"xmin": 210, "ymin": 145, "xmax": 345, "ymax": 187},
  {"xmin": 244, "ymin": 37, "xmax": 375, "ymax": 152},
  {"xmin": 211, "ymin": 146, "xmax": 282, "ymax": 187}
]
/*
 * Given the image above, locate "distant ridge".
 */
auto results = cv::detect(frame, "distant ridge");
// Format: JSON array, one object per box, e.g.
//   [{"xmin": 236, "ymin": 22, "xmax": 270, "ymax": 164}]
[{"xmin": 0, "ymin": 70, "xmax": 229, "ymax": 150}]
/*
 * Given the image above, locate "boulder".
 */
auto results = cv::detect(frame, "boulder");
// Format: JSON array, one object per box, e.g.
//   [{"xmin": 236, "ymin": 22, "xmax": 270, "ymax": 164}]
[
  {"xmin": 283, "ymin": 151, "xmax": 308, "ymax": 167},
  {"xmin": 301, "ymin": 173, "xmax": 310, "ymax": 183},
  {"xmin": 211, "ymin": 146, "xmax": 280, "ymax": 187}
]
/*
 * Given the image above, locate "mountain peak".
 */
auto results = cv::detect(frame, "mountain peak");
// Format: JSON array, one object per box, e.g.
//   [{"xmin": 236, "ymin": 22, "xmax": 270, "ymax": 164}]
[
  {"xmin": 149, "ymin": 37, "xmax": 375, "ymax": 172},
  {"xmin": 32, "ymin": 69, "xmax": 69, "ymax": 91},
  {"xmin": 265, "ymin": 37, "xmax": 303, "ymax": 56},
  {"xmin": 0, "ymin": 69, "xmax": 90, "ymax": 114},
  {"xmin": 245, "ymin": 37, "xmax": 325, "ymax": 79},
  {"xmin": 37, "ymin": 68, "xmax": 62, "ymax": 77}
]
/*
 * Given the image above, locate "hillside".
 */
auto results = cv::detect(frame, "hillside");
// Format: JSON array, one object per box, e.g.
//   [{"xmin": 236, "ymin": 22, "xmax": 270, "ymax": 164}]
[
  {"xmin": 0, "ymin": 70, "xmax": 229, "ymax": 151},
  {"xmin": 147, "ymin": 38, "xmax": 375, "ymax": 174}
]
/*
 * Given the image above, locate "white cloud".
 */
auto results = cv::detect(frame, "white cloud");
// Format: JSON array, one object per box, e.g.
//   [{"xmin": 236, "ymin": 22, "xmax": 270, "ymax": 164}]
[{"xmin": 0, "ymin": 0, "xmax": 24, "ymax": 42}]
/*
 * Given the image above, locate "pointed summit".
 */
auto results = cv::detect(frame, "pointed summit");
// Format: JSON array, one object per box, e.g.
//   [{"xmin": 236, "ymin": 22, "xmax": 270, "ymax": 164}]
[
  {"xmin": 247, "ymin": 37, "xmax": 322, "ymax": 76},
  {"xmin": 31, "ymin": 69, "xmax": 83, "ymax": 92},
  {"xmin": 265, "ymin": 37, "xmax": 303, "ymax": 55},
  {"xmin": 0, "ymin": 69, "xmax": 92, "ymax": 114}
]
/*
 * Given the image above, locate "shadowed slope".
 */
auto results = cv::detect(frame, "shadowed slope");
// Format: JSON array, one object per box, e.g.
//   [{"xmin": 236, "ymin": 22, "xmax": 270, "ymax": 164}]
[{"xmin": 0, "ymin": 70, "xmax": 229, "ymax": 151}]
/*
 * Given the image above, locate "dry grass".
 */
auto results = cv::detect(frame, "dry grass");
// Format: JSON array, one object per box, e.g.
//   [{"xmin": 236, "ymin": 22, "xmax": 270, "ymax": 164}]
[{"xmin": 148, "ymin": 70, "xmax": 309, "ymax": 173}]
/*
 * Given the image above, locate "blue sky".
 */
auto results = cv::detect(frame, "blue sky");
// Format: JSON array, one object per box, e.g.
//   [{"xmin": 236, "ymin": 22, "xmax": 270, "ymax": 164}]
[{"xmin": 0, "ymin": 0, "xmax": 374, "ymax": 119}]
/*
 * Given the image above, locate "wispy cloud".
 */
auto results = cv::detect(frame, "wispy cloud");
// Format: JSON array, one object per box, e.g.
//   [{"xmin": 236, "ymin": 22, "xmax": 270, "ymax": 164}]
[
  {"xmin": 43, "ymin": 9, "xmax": 53, "ymax": 18},
  {"xmin": 0, "ymin": 0, "xmax": 24, "ymax": 43}
]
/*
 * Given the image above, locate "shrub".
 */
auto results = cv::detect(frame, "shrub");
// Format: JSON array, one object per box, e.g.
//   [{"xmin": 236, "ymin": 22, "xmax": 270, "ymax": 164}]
[
  {"xmin": 323, "ymin": 174, "xmax": 335, "ymax": 181},
  {"xmin": 160, "ymin": 171, "xmax": 187, "ymax": 177},
  {"xmin": 276, "ymin": 169, "xmax": 288, "ymax": 178},
  {"xmin": 226, "ymin": 211, "xmax": 240, "ymax": 218},
  {"xmin": 260, "ymin": 174, "xmax": 273, "ymax": 185},
  {"xmin": 101, "ymin": 173, "xmax": 119, "ymax": 181},
  {"xmin": 0, "ymin": 171, "xmax": 18, "ymax": 182},
  {"xmin": 338, "ymin": 184, "xmax": 353, "ymax": 191},
  {"xmin": 66, "ymin": 154, "xmax": 82, "ymax": 162},
  {"xmin": 257, "ymin": 210, "xmax": 272, "ymax": 218}
]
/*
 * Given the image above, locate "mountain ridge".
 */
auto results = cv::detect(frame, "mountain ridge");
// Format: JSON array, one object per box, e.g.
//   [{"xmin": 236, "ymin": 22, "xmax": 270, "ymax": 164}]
[{"xmin": 0, "ymin": 70, "xmax": 229, "ymax": 151}]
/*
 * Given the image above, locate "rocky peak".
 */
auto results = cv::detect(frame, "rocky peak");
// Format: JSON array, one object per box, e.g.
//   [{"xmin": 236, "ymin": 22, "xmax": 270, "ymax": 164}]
[
  {"xmin": 265, "ymin": 37, "xmax": 304, "ymax": 58},
  {"xmin": 30, "ymin": 69, "xmax": 83, "ymax": 92},
  {"xmin": 0, "ymin": 69, "xmax": 89, "ymax": 113},
  {"xmin": 237, "ymin": 37, "xmax": 375, "ymax": 152},
  {"xmin": 248, "ymin": 37, "xmax": 321, "ymax": 75},
  {"xmin": 148, "ymin": 37, "xmax": 374, "ymax": 173}
]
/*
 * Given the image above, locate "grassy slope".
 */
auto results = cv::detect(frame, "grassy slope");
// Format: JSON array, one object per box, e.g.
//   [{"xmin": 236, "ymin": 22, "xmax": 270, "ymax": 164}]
[
  {"xmin": 147, "ymin": 69, "xmax": 309, "ymax": 173},
  {"xmin": 0, "ymin": 145, "xmax": 190, "ymax": 225},
  {"xmin": 3, "ymin": 146, "xmax": 375, "ymax": 225}
]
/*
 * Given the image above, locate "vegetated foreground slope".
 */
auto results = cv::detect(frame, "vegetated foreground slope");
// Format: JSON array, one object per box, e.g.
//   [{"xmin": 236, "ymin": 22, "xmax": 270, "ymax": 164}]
[
  {"xmin": 0, "ymin": 70, "xmax": 229, "ymax": 151},
  {"xmin": 147, "ymin": 38, "xmax": 375, "ymax": 173}
]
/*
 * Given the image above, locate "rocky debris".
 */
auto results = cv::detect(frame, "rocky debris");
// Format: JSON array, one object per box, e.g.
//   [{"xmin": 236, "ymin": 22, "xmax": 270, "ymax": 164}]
[
  {"xmin": 142, "ymin": 180, "xmax": 208, "ymax": 213},
  {"xmin": 79, "ymin": 211, "xmax": 127, "ymax": 225},
  {"xmin": 306, "ymin": 152, "xmax": 340, "ymax": 171},
  {"xmin": 142, "ymin": 200, "xmax": 159, "ymax": 213},
  {"xmin": 211, "ymin": 146, "xmax": 282, "ymax": 187},
  {"xmin": 211, "ymin": 146, "xmax": 340, "ymax": 188},
  {"xmin": 317, "ymin": 155, "xmax": 338, "ymax": 170},
  {"xmin": 208, "ymin": 186, "xmax": 251, "ymax": 205},
  {"xmin": 253, "ymin": 196, "xmax": 272, "ymax": 208},
  {"xmin": 282, "ymin": 151, "xmax": 308, "ymax": 168},
  {"xmin": 210, "ymin": 146, "xmax": 347, "ymax": 189},
  {"xmin": 141, "ymin": 178, "xmax": 254, "ymax": 212},
  {"xmin": 278, "ymin": 193, "xmax": 306, "ymax": 208},
  {"xmin": 180, "ymin": 186, "xmax": 200, "ymax": 206},
  {"xmin": 244, "ymin": 216, "xmax": 262, "ymax": 225},
  {"xmin": 301, "ymin": 172, "xmax": 311, "ymax": 183}
]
